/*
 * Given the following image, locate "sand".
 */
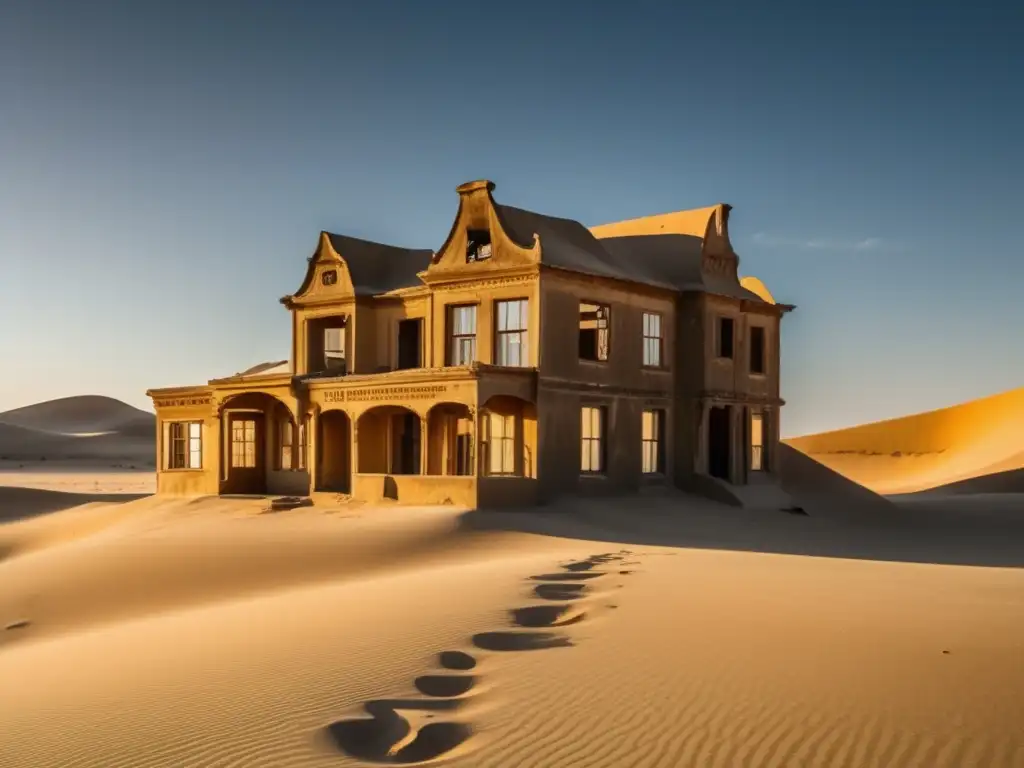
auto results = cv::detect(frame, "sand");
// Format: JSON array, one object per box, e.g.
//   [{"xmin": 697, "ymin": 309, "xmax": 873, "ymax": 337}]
[
  {"xmin": 786, "ymin": 385, "xmax": 1024, "ymax": 495},
  {"xmin": 1, "ymin": 482, "xmax": 1022, "ymax": 768},
  {"xmin": 1, "ymin": 390, "xmax": 1022, "ymax": 767}
]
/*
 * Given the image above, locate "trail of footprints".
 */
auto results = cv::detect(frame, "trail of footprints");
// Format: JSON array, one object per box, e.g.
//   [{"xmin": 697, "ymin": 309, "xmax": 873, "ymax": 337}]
[{"xmin": 326, "ymin": 551, "xmax": 638, "ymax": 764}]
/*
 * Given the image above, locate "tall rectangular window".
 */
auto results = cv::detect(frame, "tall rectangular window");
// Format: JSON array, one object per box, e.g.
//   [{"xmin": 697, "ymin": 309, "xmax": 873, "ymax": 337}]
[
  {"xmin": 454, "ymin": 417, "xmax": 474, "ymax": 476},
  {"xmin": 641, "ymin": 409, "xmax": 664, "ymax": 474},
  {"xmin": 751, "ymin": 411, "xmax": 765, "ymax": 471},
  {"xmin": 496, "ymin": 299, "xmax": 529, "ymax": 367},
  {"xmin": 579, "ymin": 302, "xmax": 610, "ymax": 361},
  {"xmin": 231, "ymin": 419, "xmax": 257, "ymax": 468},
  {"xmin": 486, "ymin": 412, "xmax": 516, "ymax": 475},
  {"xmin": 642, "ymin": 312, "xmax": 663, "ymax": 367},
  {"xmin": 167, "ymin": 421, "xmax": 202, "ymax": 469},
  {"xmin": 296, "ymin": 420, "xmax": 307, "ymax": 471},
  {"xmin": 717, "ymin": 317, "xmax": 734, "ymax": 359},
  {"xmin": 750, "ymin": 325, "xmax": 765, "ymax": 374},
  {"xmin": 448, "ymin": 305, "xmax": 477, "ymax": 365},
  {"xmin": 324, "ymin": 327, "xmax": 346, "ymax": 372},
  {"xmin": 279, "ymin": 416, "xmax": 293, "ymax": 470},
  {"xmin": 580, "ymin": 406, "xmax": 605, "ymax": 474}
]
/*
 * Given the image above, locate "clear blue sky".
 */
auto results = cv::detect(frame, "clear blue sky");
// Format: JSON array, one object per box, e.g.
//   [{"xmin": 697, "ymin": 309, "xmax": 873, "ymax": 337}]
[{"xmin": 2, "ymin": 0, "xmax": 1021, "ymax": 436}]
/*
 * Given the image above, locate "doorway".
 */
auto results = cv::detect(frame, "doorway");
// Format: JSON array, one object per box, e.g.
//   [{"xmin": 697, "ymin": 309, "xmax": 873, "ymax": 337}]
[
  {"xmin": 397, "ymin": 319, "xmax": 422, "ymax": 370},
  {"xmin": 318, "ymin": 411, "xmax": 351, "ymax": 493},
  {"xmin": 708, "ymin": 405, "xmax": 731, "ymax": 481},
  {"xmin": 392, "ymin": 412, "xmax": 421, "ymax": 474},
  {"xmin": 225, "ymin": 412, "xmax": 266, "ymax": 494}
]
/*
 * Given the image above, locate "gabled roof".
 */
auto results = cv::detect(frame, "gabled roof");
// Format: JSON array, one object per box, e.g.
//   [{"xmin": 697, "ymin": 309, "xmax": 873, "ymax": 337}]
[
  {"xmin": 323, "ymin": 233, "xmax": 433, "ymax": 295},
  {"xmin": 493, "ymin": 203, "xmax": 765, "ymax": 301}
]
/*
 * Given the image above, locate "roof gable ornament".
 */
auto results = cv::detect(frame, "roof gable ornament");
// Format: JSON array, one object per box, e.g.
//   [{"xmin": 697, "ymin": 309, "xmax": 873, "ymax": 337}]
[
  {"xmin": 281, "ymin": 231, "xmax": 356, "ymax": 306},
  {"xmin": 423, "ymin": 179, "xmax": 540, "ymax": 280}
]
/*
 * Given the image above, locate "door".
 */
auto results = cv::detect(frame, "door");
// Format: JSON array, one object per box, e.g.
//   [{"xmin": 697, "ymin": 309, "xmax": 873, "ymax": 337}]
[
  {"xmin": 708, "ymin": 406, "xmax": 731, "ymax": 481},
  {"xmin": 226, "ymin": 413, "xmax": 266, "ymax": 494},
  {"xmin": 397, "ymin": 319, "xmax": 422, "ymax": 370}
]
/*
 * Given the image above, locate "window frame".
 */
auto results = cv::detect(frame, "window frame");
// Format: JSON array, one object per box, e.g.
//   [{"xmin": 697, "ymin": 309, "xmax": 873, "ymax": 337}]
[
  {"xmin": 641, "ymin": 409, "xmax": 665, "ymax": 475},
  {"xmin": 277, "ymin": 415, "xmax": 294, "ymax": 471},
  {"xmin": 230, "ymin": 418, "xmax": 258, "ymax": 469},
  {"xmin": 580, "ymin": 405, "xmax": 607, "ymax": 475},
  {"xmin": 749, "ymin": 324, "xmax": 766, "ymax": 375},
  {"xmin": 495, "ymin": 298, "xmax": 529, "ymax": 367},
  {"xmin": 750, "ymin": 410, "xmax": 765, "ymax": 472},
  {"xmin": 579, "ymin": 301, "xmax": 611, "ymax": 363},
  {"xmin": 717, "ymin": 316, "xmax": 735, "ymax": 360},
  {"xmin": 447, "ymin": 303, "xmax": 478, "ymax": 366},
  {"xmin": 485, "ymin": 411, "xmax": 516, "ymax": 476},
  {"xmin": 323, "ymin": 326, "xmax": 346, "ymax": 373},
  {"xmin": 642, "ymin": 311, "xmax": 664, "ymax": 368},
  {"xmin": 466, "ymin": 229, "xmax": 492, "ymax": 262},
  {"xmin": 166, "ymin": 420, "xmax": 203, "ymax": 471}
]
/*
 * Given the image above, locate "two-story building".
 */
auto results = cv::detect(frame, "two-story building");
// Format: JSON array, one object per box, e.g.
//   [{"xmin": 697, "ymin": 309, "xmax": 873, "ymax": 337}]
[{"xmin": 146, "ymin": 179, "xmax": 793, "ymax": 508}]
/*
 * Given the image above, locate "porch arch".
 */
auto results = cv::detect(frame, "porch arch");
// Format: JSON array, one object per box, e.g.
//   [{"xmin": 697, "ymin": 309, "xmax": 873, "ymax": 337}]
[
  {"xmin": 480, "ymin": 395, "xmax": 537, "ymax": 478},
  {"xmin": 318, "ymin": 409, "xmax": 352, "ymax": 493},
  {"xmin": 356, "ymin": 405, "xmax": 422, "ymax": 475},
  {"xmin": 425, "ymin": 402, "xmax": 474, "ymax": 476},
  {"xmin": 217, "ymin": 391, "xmax": 300, "ymax": 495}
]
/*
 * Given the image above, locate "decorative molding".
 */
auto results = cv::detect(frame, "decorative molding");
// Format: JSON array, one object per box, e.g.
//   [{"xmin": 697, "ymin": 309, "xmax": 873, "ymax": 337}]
[
  {"xmin": 153, "ymin": 395, "xmax": 213, "ymax": 409},
  {"xmin": 427, "ymin": 272, "xmax": 536, "ymax": 292},
  {"xmin": 698, "ymin": 390, "xmax": 785, "ymax": 407},
  {"xmin": 538, "ymin": 377, "xmax": 668, "ymax": 400}
]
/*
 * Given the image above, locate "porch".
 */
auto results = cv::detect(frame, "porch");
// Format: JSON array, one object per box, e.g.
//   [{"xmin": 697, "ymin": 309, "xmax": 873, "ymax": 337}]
[{"xmin": 308, "ymin": 365, "xmax": 538, "ymax": 507}]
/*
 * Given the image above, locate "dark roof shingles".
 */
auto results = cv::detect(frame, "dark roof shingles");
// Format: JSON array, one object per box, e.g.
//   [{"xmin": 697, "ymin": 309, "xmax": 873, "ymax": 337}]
[{"xmin": 325, "ymin": 233, "xmax": 433, "ymax": 295}]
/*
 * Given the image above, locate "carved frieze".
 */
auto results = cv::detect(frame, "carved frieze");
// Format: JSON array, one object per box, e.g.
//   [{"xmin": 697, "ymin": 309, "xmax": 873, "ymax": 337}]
[
  {"xmin": 430, "ymin": 273, "xmax": 535, "ymax": 292},
  {"xmin": 154, "ymin": 396, "xmax": 213, "ymax": 409},
  {"xmin": 321, "ymin": 385, "xmax": 448, "ymax": 403}
]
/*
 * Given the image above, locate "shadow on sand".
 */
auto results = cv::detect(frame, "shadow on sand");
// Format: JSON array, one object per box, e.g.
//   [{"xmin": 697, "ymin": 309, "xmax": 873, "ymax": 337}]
[
  {"xmin": 0, "ymin": 486, "xmax": 150, "ymax": 524},
  {"xmin": 456, "ymin": 491, "xmax": 1024, "ymax": 569}
]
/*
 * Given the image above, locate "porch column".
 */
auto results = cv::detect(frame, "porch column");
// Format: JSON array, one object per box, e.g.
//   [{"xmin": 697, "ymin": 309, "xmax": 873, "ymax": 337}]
[
  {"xmin": 308, "ymin": 409, "xmax": 320, "ymax": 492},
  {"xmin": 696, "ymin": 400, "xmax": 709, "ymax": 475},
  {"xmin": 351, "ymin": 417, "xmax": 359, "ymax": 475},
  {"xmin": 420, "ymin": 416, "xmax": 428, "ymax": 475},
  {"xmin": 473, "ymin": 406, "xmax": 483, "ymax": 477}
]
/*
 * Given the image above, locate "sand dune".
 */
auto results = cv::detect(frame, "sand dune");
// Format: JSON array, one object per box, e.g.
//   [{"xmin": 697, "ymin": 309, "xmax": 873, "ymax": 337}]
[
  {"xmin": 1, "ymin": 490, "xmax": 1022, "ymax": 767},
  {"xmin": 776, "ymin": 443, "xmax": 894, "ymax": 520},
  {"xmin": 786, "ymin": 385, "xmax": 1024, "ymax": 494},
  {"xmin": 0, "ymin": 394, "xmax": 154, "ymax": 436},
  {"xmin": 0, "ymin": 395, "xmax": 154, "ymax": 465}
]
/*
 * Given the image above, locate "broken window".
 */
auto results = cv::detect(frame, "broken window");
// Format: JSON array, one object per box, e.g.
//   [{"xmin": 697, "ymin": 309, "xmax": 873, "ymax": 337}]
[
  {"xmin": 718, "ymin": 317, "xmax": 734, "ymax": 359},
  {"xmin": 750, "ymin": 325, "xmax": 765, "ymax": 374},
  {"xmin": 579, "ymin": 302, "xmax": 610, "ymax": 361},
  {"xmin": 466, "ymin": 229, "xmax": 492, "ymax": 262}
]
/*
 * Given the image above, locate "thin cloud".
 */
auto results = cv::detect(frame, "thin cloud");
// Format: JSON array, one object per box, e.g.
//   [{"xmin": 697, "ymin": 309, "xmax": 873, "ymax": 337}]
[{"xmin": 751, "ymin": 232, "xmax": 890, "ymax": 252}]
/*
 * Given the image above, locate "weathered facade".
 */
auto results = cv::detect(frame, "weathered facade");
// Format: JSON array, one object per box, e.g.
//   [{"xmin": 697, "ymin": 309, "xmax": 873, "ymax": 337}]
[{"xmin": 147, "ymin": 180, "xmax": 793, "ymax": 508}]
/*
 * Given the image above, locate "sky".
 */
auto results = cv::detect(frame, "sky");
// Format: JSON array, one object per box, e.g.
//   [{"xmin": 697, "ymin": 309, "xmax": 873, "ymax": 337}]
[{"xmin": 1, "ymin": 0, "xmax": 1022, "ymax": 437}]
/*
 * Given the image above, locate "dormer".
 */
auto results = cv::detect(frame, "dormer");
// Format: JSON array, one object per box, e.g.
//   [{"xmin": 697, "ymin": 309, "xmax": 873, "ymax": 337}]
[{"xmin": 422, "ymin": 180, "xmax": 540, "ymax": 283}]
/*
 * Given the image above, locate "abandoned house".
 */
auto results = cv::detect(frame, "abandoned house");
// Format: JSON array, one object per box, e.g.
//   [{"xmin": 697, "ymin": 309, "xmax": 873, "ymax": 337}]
[{"xmin": 146, "ymin": 179, "xmax": 794, "ymax": 508}]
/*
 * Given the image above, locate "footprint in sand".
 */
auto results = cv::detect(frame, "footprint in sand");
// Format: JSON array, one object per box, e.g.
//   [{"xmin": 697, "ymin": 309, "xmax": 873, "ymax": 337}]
[{"xmin": 326, "ymin": 550, "xmax": 636, "ymax": 764}]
